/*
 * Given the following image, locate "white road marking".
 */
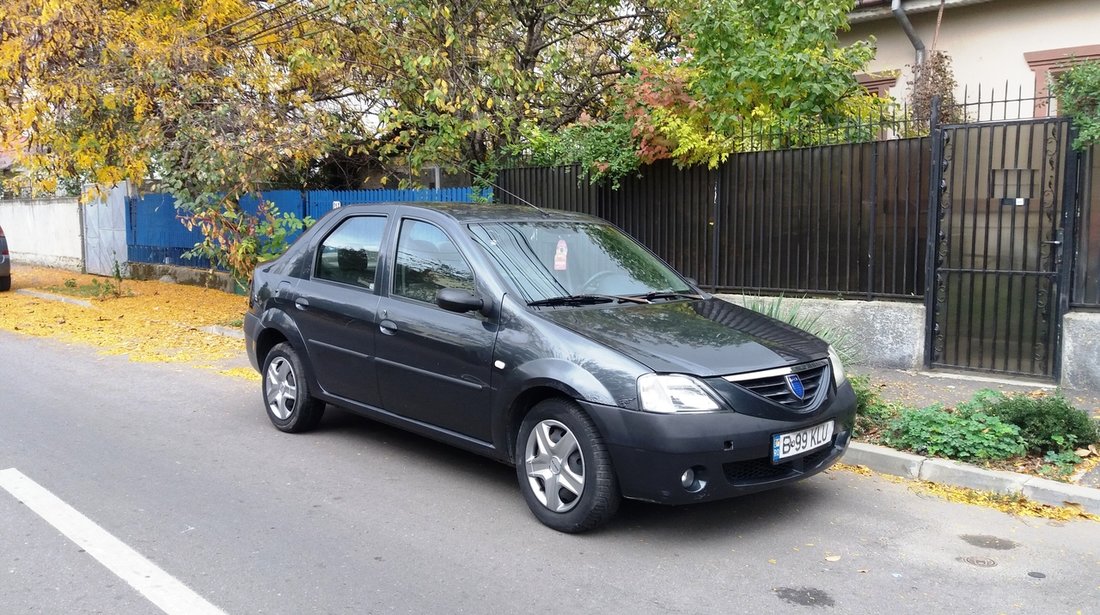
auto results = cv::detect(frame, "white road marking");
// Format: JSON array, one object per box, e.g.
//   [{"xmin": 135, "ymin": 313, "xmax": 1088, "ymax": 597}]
[{"xmin": 0, "ymin": 468, "xmax": 227, "ymax": 615}]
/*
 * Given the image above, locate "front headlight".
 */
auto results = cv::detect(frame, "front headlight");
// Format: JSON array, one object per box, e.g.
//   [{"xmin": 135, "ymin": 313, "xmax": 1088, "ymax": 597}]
[
  {"xmin": 638, "ymin": 374, "xmax": 722, "ymax": 413},
  {"xmin": 828, "ymin": 345, "xmax": 847, "ymax": 387}
]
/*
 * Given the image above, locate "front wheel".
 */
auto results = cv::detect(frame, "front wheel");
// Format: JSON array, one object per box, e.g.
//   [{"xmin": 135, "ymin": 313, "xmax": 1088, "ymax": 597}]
[
  {"xmin": 516, "ymin": 398, "xmax": 620, "ymax": 533},
  {"xmin": 262, "ymin": 342, "xmax": 325, "ymax": 433}
]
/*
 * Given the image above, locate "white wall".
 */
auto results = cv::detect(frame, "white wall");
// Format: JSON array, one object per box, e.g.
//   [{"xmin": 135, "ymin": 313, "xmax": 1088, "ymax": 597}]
[
  {"xmin": 0, "ymin": 198, "xmax": 84, "ymax": 270},
  {"xmin": 842, "ymin": 0, "xmax": 1100, "ymax": 108}
]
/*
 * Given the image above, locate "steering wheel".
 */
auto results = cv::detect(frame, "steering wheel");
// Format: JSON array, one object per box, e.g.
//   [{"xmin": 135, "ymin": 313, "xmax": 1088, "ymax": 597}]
[{"xmin": 581, "ymin": 271, "xmax": 627, "ymax": 294}]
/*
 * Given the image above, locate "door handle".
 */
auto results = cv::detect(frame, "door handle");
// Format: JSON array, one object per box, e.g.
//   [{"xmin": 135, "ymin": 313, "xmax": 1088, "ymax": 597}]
[
  {"xmin": 379, "ymin": 319, "xmax": 397, "ymax": 336},
  {"xmin": 1042, "ymin": 240, "xmax": 1062, "ymax": 245},
  {"xmin": 294, "ymin": 297, "xmax": 310, "ymax": 310}
]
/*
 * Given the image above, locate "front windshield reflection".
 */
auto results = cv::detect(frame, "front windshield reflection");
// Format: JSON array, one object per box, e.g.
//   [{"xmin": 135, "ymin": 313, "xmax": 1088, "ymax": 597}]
[{"xmin": 469, "ymin": 221, "xmax": 688, "ymax": 303}]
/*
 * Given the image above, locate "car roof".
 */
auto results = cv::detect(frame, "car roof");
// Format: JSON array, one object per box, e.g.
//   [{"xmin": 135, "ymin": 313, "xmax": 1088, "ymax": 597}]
[{"xmin": 337, "ymin": 201, "xmax": 602, "ymax": 224}]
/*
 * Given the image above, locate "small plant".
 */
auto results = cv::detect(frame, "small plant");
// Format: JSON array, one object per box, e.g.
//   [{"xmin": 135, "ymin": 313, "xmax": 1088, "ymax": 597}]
[
  {"xmin": 1039, "ymin": 449, "xmax": 1083, "ymax": 478},
  {"xmin": 849, "ymin": 374, "xmax": 900, "ymax": 439},
  {"xmin": 63, "ymin": 278, "xmax": 77, "ymax": 289},
  {"xmin": 883, "ymin": 405, "xmax": 1027, "ymax": 461},
  {"xmin": 739, "ymin": 294, "xmax": 860, "ymax": 364},
  {"xmin": 906, "ymin": 50, "xmax": 963, "ymax": 133}
]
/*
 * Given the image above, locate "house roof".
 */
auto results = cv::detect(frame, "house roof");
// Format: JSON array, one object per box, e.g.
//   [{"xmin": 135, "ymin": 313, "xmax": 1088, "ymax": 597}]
[{"xmin": 850, "ymin": 0, "xmax": 998, "ymax": 24}]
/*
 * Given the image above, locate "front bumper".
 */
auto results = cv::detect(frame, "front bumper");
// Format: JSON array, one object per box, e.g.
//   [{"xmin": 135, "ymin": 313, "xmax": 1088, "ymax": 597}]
[{"xmin": 580, "ymin": 382, "xmax": 857, "ymax": 505}]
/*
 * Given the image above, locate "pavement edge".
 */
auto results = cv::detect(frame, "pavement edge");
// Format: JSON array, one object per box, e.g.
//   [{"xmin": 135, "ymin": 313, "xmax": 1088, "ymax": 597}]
[{"xmin": 845, "ymin": 442, "xmax": 1100, "ymax": 516}]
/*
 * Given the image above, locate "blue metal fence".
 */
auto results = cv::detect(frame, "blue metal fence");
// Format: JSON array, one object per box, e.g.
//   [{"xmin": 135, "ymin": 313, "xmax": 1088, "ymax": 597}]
[
  {"xmin": 127, "ymin": 187, "xmax": 481, "ymax": 268},
  {"xmin": 305, "ymin": 187, "xmax": 483, "ymax": 220}
]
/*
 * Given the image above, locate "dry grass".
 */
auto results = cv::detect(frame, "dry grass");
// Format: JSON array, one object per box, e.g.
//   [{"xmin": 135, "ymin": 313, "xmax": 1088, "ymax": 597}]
[{"xmin": 0, "ymin": 265, "xmax": 257, "ymax": 380}]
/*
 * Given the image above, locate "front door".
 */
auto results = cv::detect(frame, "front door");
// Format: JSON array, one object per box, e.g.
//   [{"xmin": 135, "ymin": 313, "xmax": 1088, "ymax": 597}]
[{"xmin": 374, "ymin": 218, "xmax": 496, "ymax": 443}]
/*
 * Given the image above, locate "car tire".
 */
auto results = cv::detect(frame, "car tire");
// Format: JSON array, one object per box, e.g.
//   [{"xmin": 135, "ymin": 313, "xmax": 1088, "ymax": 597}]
[
  {"xmin": 262, "ymin": 342, "xmax": 325, "ymax": 433},
  {"xmin": 0, "ymin": 275, "xmax": 9, "ymax": 292},
  {"xmin": 516, "ymin": 398, "xmax": 620, "ymax": 533}
]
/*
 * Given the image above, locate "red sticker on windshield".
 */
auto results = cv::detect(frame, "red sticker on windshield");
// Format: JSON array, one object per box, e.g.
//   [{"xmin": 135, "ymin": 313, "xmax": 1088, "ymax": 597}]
[{"xmin": 554, "ymin": 239, "xmax": 568, "ymax": 270}]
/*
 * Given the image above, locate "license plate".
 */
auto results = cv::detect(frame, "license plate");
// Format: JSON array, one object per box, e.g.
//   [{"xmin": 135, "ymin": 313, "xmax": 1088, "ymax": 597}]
[{"xmin": 772, "ymin": 421, "xmax": 834, "ymax": 463}]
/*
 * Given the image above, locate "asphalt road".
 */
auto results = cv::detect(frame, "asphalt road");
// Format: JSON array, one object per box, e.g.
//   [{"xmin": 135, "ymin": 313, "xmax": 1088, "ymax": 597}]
[{"xmin": 1, "ymin": 331, "xmax": 1098, "ymax": 614}]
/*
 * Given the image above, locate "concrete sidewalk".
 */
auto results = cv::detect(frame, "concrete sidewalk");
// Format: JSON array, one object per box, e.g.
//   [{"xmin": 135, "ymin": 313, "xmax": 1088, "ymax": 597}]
[{"xmin": 850, "ymin": 367, "xmax": 1100, "ymax": 514}]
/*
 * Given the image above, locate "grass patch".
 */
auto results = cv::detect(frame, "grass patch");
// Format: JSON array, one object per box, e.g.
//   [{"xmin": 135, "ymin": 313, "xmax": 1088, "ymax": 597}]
[{"xmin": 47, "ymin": 277, "xmax": 131, "ymax": 300}]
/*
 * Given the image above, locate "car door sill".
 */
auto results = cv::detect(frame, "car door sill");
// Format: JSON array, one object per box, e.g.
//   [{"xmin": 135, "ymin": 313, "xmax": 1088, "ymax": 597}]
[{"xmin": 325, "ymin": 394, "xmax": 497, "ymax": 454}]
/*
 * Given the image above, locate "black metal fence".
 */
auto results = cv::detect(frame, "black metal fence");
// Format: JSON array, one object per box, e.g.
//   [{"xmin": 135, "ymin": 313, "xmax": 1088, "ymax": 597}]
[
  {"xmin": 496, "ymin": 89, "xmax": 1100, "ymax": 311},
  {"xmin": 498, "ymin": 138, "xmax": 930, "ymax": 300},
  {"xmin": 1074, "ymin": 146, "xmax": 1100, "ymax": 308}
]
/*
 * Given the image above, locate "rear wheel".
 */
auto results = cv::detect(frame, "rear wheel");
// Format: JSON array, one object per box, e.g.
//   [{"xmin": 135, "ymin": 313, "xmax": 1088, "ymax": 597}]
[
  {"xmin": 262, "ymin": 342, "xmax": 324, "ymax": 433},
  {"xmin": 0, "ymin": 275, "xmax": 10, "ymax": 292},
  {"xmin": 516, "ymin": 398, "xmax": 620, "ymax": 533}
]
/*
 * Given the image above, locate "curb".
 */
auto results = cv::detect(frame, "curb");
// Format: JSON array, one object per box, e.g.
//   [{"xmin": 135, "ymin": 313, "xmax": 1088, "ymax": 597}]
[
  {"xmin": 200, "ymin": 325, "xmax": 246, "ymax": 340},
  {"xmin": 845, "ymin": 442, "xmax": 1100, "ymax": 516},
  {"xmin": 16, "ymin": 289, "xmax": 94, "ymax": 308}
]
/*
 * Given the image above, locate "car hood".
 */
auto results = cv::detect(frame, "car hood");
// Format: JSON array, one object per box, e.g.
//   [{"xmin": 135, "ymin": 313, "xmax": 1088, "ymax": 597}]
[{"xmin": 537, "ymin": 298, "xmax": 827, "ymax": 377}]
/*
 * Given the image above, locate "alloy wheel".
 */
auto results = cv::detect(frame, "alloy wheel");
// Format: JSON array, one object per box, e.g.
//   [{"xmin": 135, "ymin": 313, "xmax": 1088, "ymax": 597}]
[
  {"xmin": 524, "ymin": 419, "xmax": 586, "ymax": 513},
  {"xmin": 265, "ymin": 356, "xmax": 298, "ymax": 420}
]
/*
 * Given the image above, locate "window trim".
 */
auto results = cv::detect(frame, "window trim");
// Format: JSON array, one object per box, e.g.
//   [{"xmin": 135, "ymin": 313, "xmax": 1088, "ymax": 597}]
[
  {"xmin": 312, "ymin": 214, "xmax": 388, "ymax": 291},
  {"xmin": 1025, "ymin": 44, "xmax": 1100, "ymax": 116},
  {"xmin": 855, "ymin": 71, "xmax": 899, "ymax": 98},
  {"xmin": 390, "ymin": 217, "xmax": 477, "ymax": 306}
]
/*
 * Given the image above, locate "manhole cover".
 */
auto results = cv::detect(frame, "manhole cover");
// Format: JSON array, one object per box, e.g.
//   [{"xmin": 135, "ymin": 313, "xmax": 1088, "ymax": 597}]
[{"xmin": 958, "ymin": 556, "xmax": 997, "ymax": 568}]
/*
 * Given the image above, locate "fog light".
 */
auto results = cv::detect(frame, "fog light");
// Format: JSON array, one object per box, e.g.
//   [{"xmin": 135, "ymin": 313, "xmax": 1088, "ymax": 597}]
[{"xmin": 681, "ymin": 469, "xmax": 695, "ymax": 489}]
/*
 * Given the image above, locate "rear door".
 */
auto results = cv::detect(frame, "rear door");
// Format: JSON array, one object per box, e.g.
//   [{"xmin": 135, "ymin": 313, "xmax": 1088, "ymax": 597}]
[{"xmin": 292, "ymin": 214, "xmax": 388, "ymax": 407}]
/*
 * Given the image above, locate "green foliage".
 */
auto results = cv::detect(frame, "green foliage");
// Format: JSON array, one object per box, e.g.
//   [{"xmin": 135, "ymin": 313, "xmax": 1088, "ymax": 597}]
[
  {"xmin": 515, "ymin": 114, "xmax": 642, "ymax": 188},
  {"xmin": 848, "ymin": 374, "xmax": 900, "ymax": 438},
  {"xmin": 183, "ymin": 201, "xmax": 313, "ymax": 290},
  {"xmin": 1040, "ymin": 448, "xmax": 1083, "ymax": 478},
  {"xmin": 50, "ymin": 277, "xmax": 127, "ymax": 300},
  {"xmin": 1054, "ymin": 60, "xmax": 1100, "ymax": 150},
  {"xmin": 520, "ymin": 0, "xmax": 886, "ymax": 178},
  {"xmin": 960, "ymin": 390, "xmax": 1099, "ymax": 455},
  {"xmin": 883, "ymin": 405, "xmax": 1027, "ymax": 461}
]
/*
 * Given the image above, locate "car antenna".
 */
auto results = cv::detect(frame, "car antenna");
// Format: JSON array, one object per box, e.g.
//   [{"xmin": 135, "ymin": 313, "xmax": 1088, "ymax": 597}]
[{"xmin": 456, "ymin": 161, "xmax": 552, "ymax": 217}]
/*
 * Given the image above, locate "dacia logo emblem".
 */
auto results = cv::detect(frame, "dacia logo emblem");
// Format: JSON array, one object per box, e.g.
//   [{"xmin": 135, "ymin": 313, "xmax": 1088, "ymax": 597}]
[{"xmin": 785, "ymin": 374, "xmax": 805, "ymax": 400}]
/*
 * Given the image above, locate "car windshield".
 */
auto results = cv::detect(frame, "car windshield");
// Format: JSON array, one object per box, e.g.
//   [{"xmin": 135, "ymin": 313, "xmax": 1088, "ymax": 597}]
[{"xmin": 469, "ymin": 220, "xmax": 692, "ymax": 304}]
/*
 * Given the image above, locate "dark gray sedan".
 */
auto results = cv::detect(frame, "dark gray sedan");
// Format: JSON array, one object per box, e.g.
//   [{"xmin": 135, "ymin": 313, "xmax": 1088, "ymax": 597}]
[{"xmin": 244, "ymin": 202, "xmax": 856, "ymax": 532}]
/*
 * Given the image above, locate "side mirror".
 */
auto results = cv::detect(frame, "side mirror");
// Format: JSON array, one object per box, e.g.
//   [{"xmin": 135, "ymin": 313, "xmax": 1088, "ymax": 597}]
[{"xmin": 436, "ymin": 288, "xmax": 484, "ymax": 313}]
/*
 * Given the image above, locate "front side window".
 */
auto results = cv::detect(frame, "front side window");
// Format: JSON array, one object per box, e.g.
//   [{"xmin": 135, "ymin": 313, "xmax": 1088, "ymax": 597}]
[
  {"xmin": 315, "ymin": 216, "xmax": 387, "ymax": 290},
  {"xmin": 393, "ymin": 219, "xmax": 474, "ymax": 303},
  {"xmin": 469, "ymin": 221, "xmax": 688, "ymax": 303}
]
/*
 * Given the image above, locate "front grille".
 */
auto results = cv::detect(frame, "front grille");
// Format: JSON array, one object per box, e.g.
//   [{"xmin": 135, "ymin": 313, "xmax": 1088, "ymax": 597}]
[
  {"xmin": 724, "ymin": 360, "xmax": 830, "ymax": 411},
  {"xmin": 723, "ymin": 446, "xmax": 836, "ymax": 486}
]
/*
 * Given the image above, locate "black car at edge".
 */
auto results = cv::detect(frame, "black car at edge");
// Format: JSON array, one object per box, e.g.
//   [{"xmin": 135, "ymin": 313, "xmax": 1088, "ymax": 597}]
[{"xmin": 244, "ymin": 202, "xmax": 857, "ymax": 532}]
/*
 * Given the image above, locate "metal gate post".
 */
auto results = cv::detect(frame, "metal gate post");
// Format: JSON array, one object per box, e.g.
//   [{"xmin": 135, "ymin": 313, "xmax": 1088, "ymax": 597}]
[
  {"xmin": 1053, "ymin": 125, "xmax": 1081, "ymax": 382},
  {"xmin": 923, "ymin": 96, "xmax": 945, "ymax": 370}
]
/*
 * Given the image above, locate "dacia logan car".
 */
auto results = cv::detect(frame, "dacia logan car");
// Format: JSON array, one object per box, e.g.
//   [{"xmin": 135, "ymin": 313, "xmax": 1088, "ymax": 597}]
[{"xmin": 244, "ymin": 202, "xmax": 856, "ymax": 532}]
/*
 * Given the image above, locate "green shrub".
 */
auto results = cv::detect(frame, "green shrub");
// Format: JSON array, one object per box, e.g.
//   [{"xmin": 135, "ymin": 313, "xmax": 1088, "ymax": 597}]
[
  {"xmin": 960, "ymin": 390, "xmax": 1099, "ymax": 455},
  {"xmin": 849, "ymin": 374, "xmax": 900, "ymax": 438},
  {"xmin": 883, "ymin": 405, "xmax": 1027, "ymax": 461}
]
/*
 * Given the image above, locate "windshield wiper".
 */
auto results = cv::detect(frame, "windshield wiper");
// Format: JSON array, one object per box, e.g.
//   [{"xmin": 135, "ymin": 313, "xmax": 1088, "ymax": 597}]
[
  {"xmin": 635, "ymin": 290, "xmax": 705, "ymax": 301},
  {"xmin": 528, "ymin": 294, "xmax": 649, "ymax": 307}
]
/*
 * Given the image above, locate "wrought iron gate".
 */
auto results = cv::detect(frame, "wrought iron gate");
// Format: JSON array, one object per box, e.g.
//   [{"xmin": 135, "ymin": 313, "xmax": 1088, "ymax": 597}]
[{"xmin": 925, "ymin": 117, "xmax": 1081, "ymax": 380}]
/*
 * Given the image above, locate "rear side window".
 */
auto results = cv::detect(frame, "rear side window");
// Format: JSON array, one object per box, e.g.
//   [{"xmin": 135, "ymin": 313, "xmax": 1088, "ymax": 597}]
[
  {"xmin": 393, "ymin": 219, "xmax": 474, "ymax": 303},
  {"xmin": 315, "ymin": 216, "xmax": 387, "ymax": 290}
]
